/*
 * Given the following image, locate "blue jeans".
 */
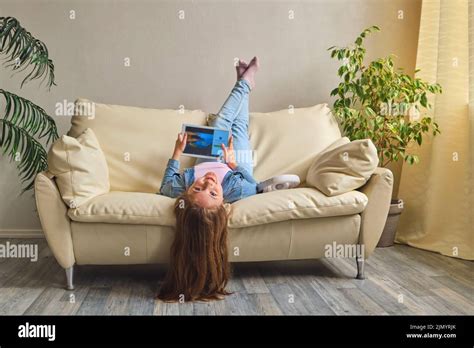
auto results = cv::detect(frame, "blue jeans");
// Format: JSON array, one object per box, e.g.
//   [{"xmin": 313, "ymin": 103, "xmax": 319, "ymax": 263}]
[{"xmin": 195, "ymin": 79, "xmax": 254, "ymax": 174}]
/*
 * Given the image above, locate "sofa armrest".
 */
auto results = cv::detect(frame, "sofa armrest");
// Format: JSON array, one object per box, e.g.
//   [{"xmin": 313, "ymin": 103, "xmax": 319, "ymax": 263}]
[
  {"xmin": 34, "ymin": 171, "xmax": 75, "ymax": 269},
  {"xmin": 357, "ymin": 167, "xmax": 394, "ymax": 258}
]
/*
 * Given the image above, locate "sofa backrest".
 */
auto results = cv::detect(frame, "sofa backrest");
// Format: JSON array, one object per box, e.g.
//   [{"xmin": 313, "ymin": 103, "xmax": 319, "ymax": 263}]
[
  {"xmin": 68, "ymin": 99, "xmax": 207, "ymax": 193},
  {"xmin": 68, "ymin": 99, "xmax": 341, "ymax": 193},
  {"xmin": 249, "ymin": 104, "xmax": 341, "ymax": 182}
]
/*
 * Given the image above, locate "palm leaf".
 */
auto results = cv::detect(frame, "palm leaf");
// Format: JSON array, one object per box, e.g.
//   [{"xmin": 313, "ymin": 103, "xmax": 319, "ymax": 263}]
[
  {"xmin": 0, "ymin": 119, "xmax": 48, "ymax": 192},
  {"xmin": 0, "ymin": 89, "xmax": 59, "ymax": 145},
  {"xmin": 0, "ymin": 16, "xmax": 56, "ymax": 89}
]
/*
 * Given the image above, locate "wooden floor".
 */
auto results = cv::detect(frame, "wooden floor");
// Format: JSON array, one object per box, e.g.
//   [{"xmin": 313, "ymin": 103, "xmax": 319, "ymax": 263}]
[{"xmin": 0, "ymin": 238, "xmax": 472, "ymax": 315}]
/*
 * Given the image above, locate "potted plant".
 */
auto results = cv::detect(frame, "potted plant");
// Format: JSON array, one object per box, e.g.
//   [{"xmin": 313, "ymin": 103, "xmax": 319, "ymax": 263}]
[
  {"xmin": 0, "ymin": 17, "xmax": 58, "ymax": 193},
  {"xmin": 328, "ymin": 26, "xmax": 442, "ymax": 247}
]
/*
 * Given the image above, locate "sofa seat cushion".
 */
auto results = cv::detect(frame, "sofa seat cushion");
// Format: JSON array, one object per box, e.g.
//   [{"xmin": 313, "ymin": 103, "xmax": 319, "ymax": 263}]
[
  {"xmin": 68, "ymin": 188, "xmax": 368, "ymax": 228},
  {"xmin": 228, "ymin": 188, "xmax": 367, "ymax": 228},
  {"xmin": 68, "ymin": 191, "xmax": 176, "ymax": 226}
]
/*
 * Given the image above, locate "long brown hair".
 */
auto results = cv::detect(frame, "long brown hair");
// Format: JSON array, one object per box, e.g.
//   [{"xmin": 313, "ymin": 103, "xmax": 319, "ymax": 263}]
[{"xmin": 157, "ymin": 193, "xmax": 232, "ymax": 302}]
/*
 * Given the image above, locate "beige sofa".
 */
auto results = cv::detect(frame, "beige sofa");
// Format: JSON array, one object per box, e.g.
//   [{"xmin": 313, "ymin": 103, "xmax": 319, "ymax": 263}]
[{"xmin": 34, "ymin": 100, "xmax": 393, "ymax": 290}]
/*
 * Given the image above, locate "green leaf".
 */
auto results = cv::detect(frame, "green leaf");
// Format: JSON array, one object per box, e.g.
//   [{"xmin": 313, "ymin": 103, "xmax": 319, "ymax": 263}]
[
  {"xmin": 0, "ymin": 16, "xmax": 56, "ymax": 88},
  {"xmin": 0, "ymin": 90, "xmax": 58, "ymax": 192},
  {"xmin": 420, "ymin": 93, "xmax": 428, "ymax": 108},
  {"xmin": 416, "ymin": 133, "xmax": 422, "ymax": 145},
  {"xmin": 0, "ymin": 119, "xmax": 48, "ymax": 192},
  {"xmin": 338, "ymin": 66, "xmax": 346, "ymax": 77},
  {"xmin": 0, "ymin": 90, "xmax": 58, "ymax": 145},
  {"xmin": 365, "ymin": 106, "xmax": 376, "ymax": 117}
]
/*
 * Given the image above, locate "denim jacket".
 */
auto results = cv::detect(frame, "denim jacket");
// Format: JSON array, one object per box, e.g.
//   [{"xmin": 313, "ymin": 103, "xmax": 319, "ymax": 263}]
[{"xmin": 159, "ymin": 159, "xmax": 258, "ymax": 203}]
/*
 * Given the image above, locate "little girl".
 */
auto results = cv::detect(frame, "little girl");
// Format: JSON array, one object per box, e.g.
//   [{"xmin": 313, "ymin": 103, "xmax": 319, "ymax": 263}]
[{"xmin": 157, "ymin": 57, "xmax": 298, "ymax": 302}]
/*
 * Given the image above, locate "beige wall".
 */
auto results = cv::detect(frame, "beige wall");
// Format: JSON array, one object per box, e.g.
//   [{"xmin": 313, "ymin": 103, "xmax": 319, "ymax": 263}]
[{"xmin": 0, "ymin": 0, "xmax": 421, "ymax": 235}]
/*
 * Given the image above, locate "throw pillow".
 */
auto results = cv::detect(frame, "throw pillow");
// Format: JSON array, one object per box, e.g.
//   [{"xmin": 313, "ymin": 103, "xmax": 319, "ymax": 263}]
[
  {"xmin": 47, "ymin": 128, "xmax": 110, "ymax": 207},
  {"xmin": 306, "ymin": 138, "xmax": 379, "ymax": 196}
]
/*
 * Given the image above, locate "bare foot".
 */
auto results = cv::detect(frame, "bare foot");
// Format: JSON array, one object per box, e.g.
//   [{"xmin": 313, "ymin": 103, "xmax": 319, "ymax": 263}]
[
  {"xmin": 241, "ymin": 56, "xmax": 259, "ymax": 89},
  {"xmin": 236, "ymin": 60, "xmax": 248, "ymax": 80}
]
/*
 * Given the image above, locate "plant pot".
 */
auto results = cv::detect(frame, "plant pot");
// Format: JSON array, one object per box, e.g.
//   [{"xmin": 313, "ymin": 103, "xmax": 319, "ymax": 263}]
[{"xmin": 377, "ymin": 199, "xmax": 404, "ymax": 247}]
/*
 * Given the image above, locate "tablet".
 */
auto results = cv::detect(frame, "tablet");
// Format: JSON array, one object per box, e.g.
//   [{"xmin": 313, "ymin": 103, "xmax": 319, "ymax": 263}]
[{"xmin": 181, "ymin": 124, "xmax": 230, "ymax": 159}]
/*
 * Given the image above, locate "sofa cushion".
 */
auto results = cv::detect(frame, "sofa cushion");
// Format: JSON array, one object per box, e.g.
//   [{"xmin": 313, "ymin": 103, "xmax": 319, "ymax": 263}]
[
  {"xmin": 249, "ymin": 104, "xmax": 342, "ymax": 182},
  {"xmin": 68, "ymin": 188, "xmax": 368, "ymax": 228},
  {"xmin": 47, "ymin": 128, "xmax": 110, "ymax": 208},
  {"xmin": 228, "ymin": 188, "xmax": 367, "ymax": 228},
  {"xmin": 68, "ymin": 191, "xmax": 176, "ymax": 226},
  {"xmin": 306, "ymin": 138, "xmax": 379, "ymax": 196}
]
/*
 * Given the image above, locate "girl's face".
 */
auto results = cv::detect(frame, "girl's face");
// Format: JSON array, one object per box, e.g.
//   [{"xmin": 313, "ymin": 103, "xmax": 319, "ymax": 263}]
[{"xmin": 188, "ymin": 172, "xmax": 224, "ymax": 208}]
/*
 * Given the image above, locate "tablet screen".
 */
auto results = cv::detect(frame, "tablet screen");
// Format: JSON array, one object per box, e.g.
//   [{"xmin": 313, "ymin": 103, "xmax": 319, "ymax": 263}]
[{"xmin": 182, "ymin": 124, "xmax": 230, "ymax": 159}]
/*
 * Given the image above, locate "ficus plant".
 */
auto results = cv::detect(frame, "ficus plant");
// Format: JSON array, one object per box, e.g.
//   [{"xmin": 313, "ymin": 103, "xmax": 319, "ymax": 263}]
[
  {"xmin": 328, "ymin": 25, "xmax": 442, "ymax": 167},
  {"xmin": 0, "ymin": 16, "xmax": 58, "ymax": 192}
]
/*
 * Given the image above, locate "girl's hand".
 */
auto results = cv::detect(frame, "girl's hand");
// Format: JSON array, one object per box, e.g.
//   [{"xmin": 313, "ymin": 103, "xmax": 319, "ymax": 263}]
[
  {"xmin": 221, "ymin": 135, "xmax": 238, "ymax": 170},
  {"xmin": 172, "ymin": 132, "xmax": 187, "ymax": 160}
]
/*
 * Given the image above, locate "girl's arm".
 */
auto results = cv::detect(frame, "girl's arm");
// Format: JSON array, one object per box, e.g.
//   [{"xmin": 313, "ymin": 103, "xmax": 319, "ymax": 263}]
[
  {"xmin": 159, "ymin": 133, "xmax": 188, "ymax": 197},
  {"xmin": 160, "ymin": 159, "xmax": 186, "ymax": 197}
]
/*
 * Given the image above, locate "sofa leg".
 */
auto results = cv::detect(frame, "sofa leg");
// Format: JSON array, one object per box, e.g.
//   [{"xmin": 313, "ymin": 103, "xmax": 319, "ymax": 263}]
[
  {"xmin": 356, "ymin": 256, "xmax": 365, "ymax": 280},
  {"xmin": 65, "ymin": 266, "xmax": 74, "ymax": 290}
]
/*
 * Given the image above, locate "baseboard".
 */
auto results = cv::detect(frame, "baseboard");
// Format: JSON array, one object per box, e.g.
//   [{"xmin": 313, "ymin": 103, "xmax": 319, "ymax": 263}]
[{"xmin": 0, "ymin": 229, "xmax": 44, "ymax": 238}]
